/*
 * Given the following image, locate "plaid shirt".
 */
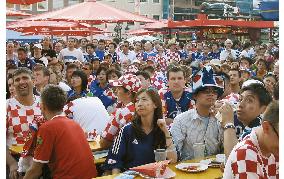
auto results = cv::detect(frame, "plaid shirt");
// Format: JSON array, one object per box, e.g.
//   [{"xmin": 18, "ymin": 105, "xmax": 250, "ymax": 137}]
[
  {"xmin": 224, "ymin": 129, "xmax": 279, "ymax": 179},
  {"xmin": 101, "ymin": 102, "xmax": 135, "ymax": 142},
  {"xmin": 6, "ymin": 96, "xmax": 42, "ymax": 147},
  {"xmin": 170, "ymin": 108, "xmax": 224, "ymax": 161}
]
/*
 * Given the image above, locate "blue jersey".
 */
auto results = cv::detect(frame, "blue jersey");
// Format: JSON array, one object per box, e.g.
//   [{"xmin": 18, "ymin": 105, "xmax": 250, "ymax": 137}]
[
  {"xmin": 89, "ymin": 80, "xmax": 115, "ymax": 109},
  {"xmin": 192, "ymin": 51, "xmax": 203, "ymax": 61},
  {"xmin": 95, "ymin": 50, "xmax": 105, "ymax": 61},
  {"xmin": 234, "ymin": 112, "xmax": 261, "ymax": 140},
  {"xmin": 178, "ymin": 50, "xmax": 187, "ymax": 59},
  {"xmin": 208, "ymin": 51, "xmax": 221, "ymax": 60},
  {"xmin": 103, "ymin": 123, "xmax": 158, "ymax": 171},
  {"xmin": 18, "ymin": 58, "xmax": 36, "ymax": 70},
  {"xmin": 67, "ymin": 89, "xmax": 88, "ymax": 100},
  {"xmin": 159, "ymin": 89, "xmax": 193, "ymax": 119},
  {"xmin": 83, "ymin": 54, "xmax": 97, "ymax": 62},
  {"xmin": 142, "ymin": 51, "xmax": 157, "ymax": 61}
]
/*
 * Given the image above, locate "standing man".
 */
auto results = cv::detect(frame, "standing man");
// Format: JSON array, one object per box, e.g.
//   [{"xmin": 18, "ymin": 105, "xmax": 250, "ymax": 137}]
[
  {"xmin": 54, "ymin": 42, "xmax": 63, "ymax": 57},
  {"xmin": 17, "ymin": 47, "xmax": 36, "ymax": 70},
  {"xmin": 24, "ymin": 85, "xmax": 97, "ymax": 178},
  {"xmin": 32, "ymin": 64, "xmax": 50, "ymax": 95},
  {"xmin": 220, "ymin": 39, "xmax": 237, "ymax": 61},
  {"xmin": 107, "ymin": 42, "xmax": 118, "ymax": 63},
  {"xmin": 31, "ymin": 44, "xmax": 48, "ymax": 66},
  {"xmin": 58, "ymin": 37, "xmax": 84, "ymax": 66},
  {"xmin": 6, "ymin": 41, "xmax": 18, "ymax": 64},
  {"xmin": 6, "ymin": 68, "xmax": 42, "ymax": 176},
  {"xmin": 228, "ymin": 68, "xmax": 241, "ymax": 94},
  {"xmin": 117, "ymin": 41, "xmax": 136, "ymax": 63},
  {"xmin": 95, "ymin": 39, "xmax": 106, "ymax": 61},
  {"xmin": 41, "ymin": 36, "xmax": 58, "ymax": 65}
]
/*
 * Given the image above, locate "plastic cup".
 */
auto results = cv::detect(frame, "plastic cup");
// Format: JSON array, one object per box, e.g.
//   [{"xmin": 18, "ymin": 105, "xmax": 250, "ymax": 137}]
[
  {"xmin": 193, "ymin": 143, "xmax": 205, "ymax": 159},
  {"xmin": 154, "ymin": 149, "xmax": 167, "ymax": 162}
]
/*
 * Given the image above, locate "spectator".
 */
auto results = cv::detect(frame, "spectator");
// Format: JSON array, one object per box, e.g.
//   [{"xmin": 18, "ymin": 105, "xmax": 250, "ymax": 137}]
[
  {"xmin": 117, "ymin": 41, "xmax": 137, "ymax": 63},
  {"xmin": 32, "ymin": 64, "xmax": 50, "ymax": 95},
  {"xmin": 17, "ymin": 47, "xmax": 36, "ymax": 70},
  {"xmin": 31, "ymin": 44, "xmax": 48, "ymax": 66},
  {"xmin": 220, "ymin": 39, "xmax": 237, "ymax": 61},
  {"xmin": 228, "ymin": 68, "xmax": 241, "ymax": 94},
  {"xmin": 103, "ymin": 88, "xmax": 177, "ymax": 174},
  {"xmin": 171, "ymin": 65, "xmax": 224, "ymax": 160},
  {"xmin": 95, "ymin": 39, "xmax": 106, "ymax": 61},
  {"xmin": 223, "ymin": 101, "xmax": 279, "ymax": 178},
  {"xmin": 67, "ymin": 70, "xmax": 89, "ymax": 102},
  {"xmin": 24, "ymin": 85, "xmax": 97, "ymax": 178},
  {"xmin": 41, "ymin": 36, "xmax": 58, "ymax": 65}
]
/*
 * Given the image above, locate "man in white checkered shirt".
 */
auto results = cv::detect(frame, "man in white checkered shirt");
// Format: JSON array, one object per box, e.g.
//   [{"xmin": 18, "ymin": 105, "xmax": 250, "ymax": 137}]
[
  {"xmin": 6, "ymin": 67, "xmax": 42, "ymax": 178},
  {"xmin": 171, "ymin": 65, "xmax": 224, "ymax": 161}
]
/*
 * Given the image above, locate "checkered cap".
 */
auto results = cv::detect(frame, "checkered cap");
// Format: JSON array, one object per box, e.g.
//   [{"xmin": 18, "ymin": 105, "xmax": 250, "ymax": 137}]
[{"xmin": 110, "ymin": 74, "xmax": 142, "ymax": 93}]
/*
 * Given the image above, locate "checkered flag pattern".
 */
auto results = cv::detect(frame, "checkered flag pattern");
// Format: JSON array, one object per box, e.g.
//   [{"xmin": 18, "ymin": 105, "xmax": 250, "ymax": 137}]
[{"xmin": 6, "ymin": 97, "xmax": 42, "ymax": 147}]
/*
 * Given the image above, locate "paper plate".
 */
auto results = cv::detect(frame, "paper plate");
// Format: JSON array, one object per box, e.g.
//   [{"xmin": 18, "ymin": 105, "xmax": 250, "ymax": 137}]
[
  {"xmin": 139, "ymin": 167, "xmax": 176, "ymax": 179},
  {"xmin": 175, "ymin": 163, "xmax": 208, "ymax": 173}
]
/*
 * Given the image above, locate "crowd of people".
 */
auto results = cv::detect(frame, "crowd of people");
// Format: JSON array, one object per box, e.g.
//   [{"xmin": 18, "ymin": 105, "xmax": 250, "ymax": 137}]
[{"xmin": 6, "ymin": 35, "xmax": 279, "ymax": 178}]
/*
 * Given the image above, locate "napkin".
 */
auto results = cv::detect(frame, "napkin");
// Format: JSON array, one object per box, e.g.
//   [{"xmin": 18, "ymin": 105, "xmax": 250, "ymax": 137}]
[{"xmin": 129, "ymin": 160, "xmax": 171, "ymax": 178}]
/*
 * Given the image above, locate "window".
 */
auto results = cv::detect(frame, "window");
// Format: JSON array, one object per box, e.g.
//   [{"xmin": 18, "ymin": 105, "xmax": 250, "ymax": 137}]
[
  {"xmin": 53, "ymin": 0, "xmax": 64, "ymax": 9},
  {"xmin": 128, "ymin": 0, "xmax": 134, "ymax": 2},
  {"xmin": 153, "ymin": 15, "xmax": 160, "ymax": 20},
  {"xmin": 37, "ymin": 0, "xmax": 48, "ymax": 11},
  {"xmin": 127, "ymin": 22, "xmax": 135, "ymax": 26},
  {"xmin": 7, "ymin": 3, "xmax": 16, "ymax": 10},
  {"xmin": 69, "ymin": 0, "xmax": 79, "ymax": 6},
  {"xmin": 140, "ymin": 0, "xmax": 147, "ymax": 2},
  {"xmin": 153, "ymin": 0, "xmax": 159, "ymax": 3}
]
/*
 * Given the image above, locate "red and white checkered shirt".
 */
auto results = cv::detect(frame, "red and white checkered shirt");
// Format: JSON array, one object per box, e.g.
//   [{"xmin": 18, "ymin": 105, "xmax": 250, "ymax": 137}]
[
  {"xmin": 101, "ymin": 102, "xmax": 135, "ymax": 142},
  {"xmin": 88, "ymin": 74, "xmax": 96, "ymax": 90},
  {"xmin": 156, "ymin": 54, "xmax": 168, "ymax": 71},
  {"xmin": 224, "ymin": 129, "xmax": 279, "ymax": 179},
  {"xmin": 6, "ymin": 96, "xmax": 42, "ymax": 147},
  {"xmin": 151, "ymin": 72, "xmax": 167, "ymax": 90},
  {"xmin": 165, "ymin": 50, "xmax": 181, "ymax": 63}
]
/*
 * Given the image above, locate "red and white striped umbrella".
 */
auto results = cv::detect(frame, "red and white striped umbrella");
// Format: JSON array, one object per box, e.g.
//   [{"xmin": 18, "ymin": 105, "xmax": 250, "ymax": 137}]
[{"xmin": 7, "ymin": 0, "xmax": 45, "ymax": 5}]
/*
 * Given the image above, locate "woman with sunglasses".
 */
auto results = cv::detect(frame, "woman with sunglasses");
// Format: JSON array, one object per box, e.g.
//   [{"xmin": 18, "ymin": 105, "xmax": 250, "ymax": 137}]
[{"xmin": 103, "ymin": 88, "xmax": 177, "ymax": 174}]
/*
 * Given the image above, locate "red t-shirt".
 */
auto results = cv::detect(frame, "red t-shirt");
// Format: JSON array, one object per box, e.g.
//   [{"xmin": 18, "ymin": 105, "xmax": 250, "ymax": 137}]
[{"xmin": 33, "ymin": 115, "xmax": 97, "ymax": 179}]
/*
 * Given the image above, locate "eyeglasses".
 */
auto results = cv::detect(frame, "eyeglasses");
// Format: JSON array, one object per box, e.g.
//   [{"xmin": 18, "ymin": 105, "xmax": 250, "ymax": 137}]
[{"xmin": 200, "ymin": 88, "xmax": 218, "ymax": 94}]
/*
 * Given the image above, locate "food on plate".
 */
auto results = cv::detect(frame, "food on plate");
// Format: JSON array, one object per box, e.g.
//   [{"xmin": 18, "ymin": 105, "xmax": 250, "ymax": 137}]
[{"xmin": 183, "ymin": 165, "xmax": 200, "ymax": 171}]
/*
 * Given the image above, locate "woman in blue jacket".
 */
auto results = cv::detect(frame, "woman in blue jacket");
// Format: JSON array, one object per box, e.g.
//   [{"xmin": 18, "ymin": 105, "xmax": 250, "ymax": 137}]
[{"xmin": 103, "ymin": 88, "xmax": 178, "ymax": 174}]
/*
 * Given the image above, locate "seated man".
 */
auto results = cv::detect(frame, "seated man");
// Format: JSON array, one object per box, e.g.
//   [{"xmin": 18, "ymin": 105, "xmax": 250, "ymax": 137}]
[
  {"xmin": 159, "ymin": 65, "xmax": 193, "ymax": 125},
  {"xmin": 24, "ymin": 85, "xmax": 97, "ymax": 179},
  {"xmin": 220, "ymin": 80, "xmax": 272, "ymax": 157},
  {"xmin": 223, "ymin": 101, "xmax": 279, "ymax": 178},
  {"xmin": 171, "ymin": 66, "xmax": 224, "ymax": 160}
]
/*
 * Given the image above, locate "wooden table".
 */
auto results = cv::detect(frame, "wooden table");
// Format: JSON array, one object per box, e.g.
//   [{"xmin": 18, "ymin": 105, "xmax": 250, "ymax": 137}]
[
  {"xmin": 96, "ymin": 157, "xmax": 223, "ymax": 179},
  {"xmin": 9, "ymin": 140, "xmax": 102, "ymax": 154}
]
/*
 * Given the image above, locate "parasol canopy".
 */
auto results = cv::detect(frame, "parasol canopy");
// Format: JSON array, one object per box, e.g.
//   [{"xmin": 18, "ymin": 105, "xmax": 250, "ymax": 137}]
[
  {"xmin": 7, "ymin": 0, "xmax": 45, "ymax": 5},
  {"xmin": 23, "ymin": 0, "xmax": 157, "ymax": 24},
  {"xmin": 126, "ymin": 29, "xmax": 155, "ymax": 36},
  {"xmin": 6, "ymin": 9, "xmax": 32, "ymax": 17},
  {"xmin": 22, "ymin": 29, "xmax": 109, "ymax": 37}
]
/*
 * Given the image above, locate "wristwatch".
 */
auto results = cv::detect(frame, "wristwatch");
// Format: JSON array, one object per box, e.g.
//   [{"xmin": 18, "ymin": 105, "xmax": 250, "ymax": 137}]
[{"xmin": 224, "ymin": 123, "xmax": 235, "ymax": 130}]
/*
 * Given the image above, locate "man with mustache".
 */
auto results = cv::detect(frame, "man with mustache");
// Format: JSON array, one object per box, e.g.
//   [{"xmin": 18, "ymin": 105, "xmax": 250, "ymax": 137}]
[{"xmin": 219, "ymin": 81, "xmax": 272, "ymax": 157}]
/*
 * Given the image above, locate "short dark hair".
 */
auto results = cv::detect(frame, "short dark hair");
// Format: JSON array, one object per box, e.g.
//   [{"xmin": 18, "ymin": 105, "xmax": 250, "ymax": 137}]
[
  {"xmin": 86, "ymin": 43, "xmax": 95, "ymax": 49},
  {"xmin": 96, "ymin": 66, "xmax": 108, "ymax": 76},
  {"xmin": 71, "ymin": 70, "xmax": 88, "ymax": 91},
  {"xmin": 66, "ymin": 63, "xmax": 78, "ymax": 71},
  {"xmin": 109, "ymin": 42, "xmax": 117, "ymax": 49},
  {"xmin": 32, "ymin": 64, "xmax": 50, "ymax": 77},
  {"xmin": 166, "ymin": 65, "xmax": 185, "ymax": 80},
  {"xmin": 106, "ymin": 69, "xmax": 122, "ymax": 81},
  {"xmin": 135, "ymin": 71, "xmax": 150, "ymax": 80},
  {"xmin": 17, "ymin": 47, "xmax": 27, "ymax": 53},
  {"xmin": 41, "ymin": 85, "xmax": 67, "ymax": 112},
  {"xmin": 229, "ymin": 68, "xmax": 241, "ymax": 78},
  {"xmin": 263, "ymin": 100, "xmax": 279, "ymax": 131},
  {"xmin": 240, "ymin": 57, "xmax": 253, "ymax": 66},
  {"xmin": 13, "ymin": 67, "xmax": 32, "ymax": 80},
  {"xmin": 98, "ymin": 39, "xmax": 105, "ymax": 44},
  {"xmin": 240, "ymin": 83, "xmax": 272, "ymax": 107}
]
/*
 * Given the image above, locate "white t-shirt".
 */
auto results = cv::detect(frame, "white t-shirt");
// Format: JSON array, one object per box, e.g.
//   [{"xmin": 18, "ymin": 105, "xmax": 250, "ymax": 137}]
[
  {"xmin": 63, "ymin": 97, "xmax": 110, "ymax": 133},
  {"xmin": 117, "ymin": 50, "xmax": 137, "ymax": 63},
  {"xmin": 58, "ymin": 48, "xmax": 84, "ymax": 64},
  {"xmin": 58, "ymin": 81, "xmax": 71, "ymax": 92}
]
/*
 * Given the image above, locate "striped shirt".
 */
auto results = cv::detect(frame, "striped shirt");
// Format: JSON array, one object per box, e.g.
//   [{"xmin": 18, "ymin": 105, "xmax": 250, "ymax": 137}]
[{"xmin": 170, "ymin": 109, "xmax": 224, "ymax": 161}]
